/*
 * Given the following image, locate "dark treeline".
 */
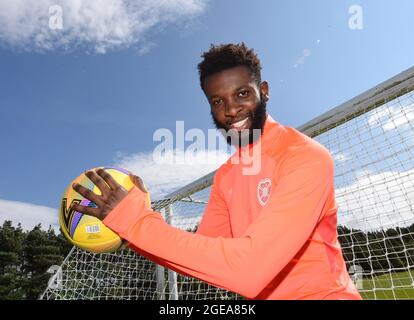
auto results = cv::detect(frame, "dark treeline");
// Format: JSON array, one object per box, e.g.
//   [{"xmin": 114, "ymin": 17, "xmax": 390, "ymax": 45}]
[
  {"xmin": 338, "ymin": 224, "xmax": 414, "ymax": 276},
  {"xmin": 1, "ymin": 220, "xmax": 414, "ymax": 300},
  {"xmin": 0, "ymin": 220, "xmax": 72, "ymax": 299},
  {"xmin": 192, "ymin": 224, "xmax": 414, "ymax": 278}
]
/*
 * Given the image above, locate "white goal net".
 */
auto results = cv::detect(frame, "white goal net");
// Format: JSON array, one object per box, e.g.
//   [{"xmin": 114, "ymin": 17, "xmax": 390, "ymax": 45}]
[{"xmin": 41, "ymin": 66, "xmax": 414, "ymax": 300}]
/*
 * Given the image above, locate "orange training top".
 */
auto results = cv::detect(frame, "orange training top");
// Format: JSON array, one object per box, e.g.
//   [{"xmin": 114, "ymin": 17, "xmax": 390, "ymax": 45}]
[{"xmin": 103, "ymin": 115, "xmax": 362, "ymax": 300}]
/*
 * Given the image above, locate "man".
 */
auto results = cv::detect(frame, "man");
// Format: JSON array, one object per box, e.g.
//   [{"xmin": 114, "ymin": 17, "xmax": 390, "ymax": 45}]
[{"xmin": 71, "ymin": 43, "xmax": 362, "ymax": 300}]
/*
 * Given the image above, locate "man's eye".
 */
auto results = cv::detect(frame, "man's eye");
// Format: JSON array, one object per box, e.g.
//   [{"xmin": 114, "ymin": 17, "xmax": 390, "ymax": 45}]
[
  {"xmin": 238, "ymin": 90, "xmax": 249, "ymax": 97},
  {"xmin": 212, "ymin": 99, "xmax": 223, "ymax": 106}
]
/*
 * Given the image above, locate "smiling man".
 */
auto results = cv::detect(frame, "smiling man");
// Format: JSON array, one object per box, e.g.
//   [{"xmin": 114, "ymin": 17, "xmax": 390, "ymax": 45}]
[
  {"xmin": 71, "ymin": 43, "xmax": 362, "ymax": 300},
  {"xmin": 202, "ymin": 44, "xmax": 268, "ymax": 150}
]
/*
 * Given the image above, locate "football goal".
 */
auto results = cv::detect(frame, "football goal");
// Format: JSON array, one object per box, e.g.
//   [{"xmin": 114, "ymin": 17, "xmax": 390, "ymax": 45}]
[{"xmin": 41, "ymin": 66, "xmax": 414, "ymax": 300}]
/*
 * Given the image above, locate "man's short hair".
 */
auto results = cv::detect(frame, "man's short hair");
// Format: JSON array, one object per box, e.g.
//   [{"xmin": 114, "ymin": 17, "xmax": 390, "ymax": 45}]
[{"xmin": 197, "ymin": 42, "xmax": 262, "ymax": 91}]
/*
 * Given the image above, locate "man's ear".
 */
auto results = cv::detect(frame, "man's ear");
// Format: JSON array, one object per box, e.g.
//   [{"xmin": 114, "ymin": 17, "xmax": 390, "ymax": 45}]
[{"xmin": 260, "ymin": 81, "xmax": 269, "ymax": 102}]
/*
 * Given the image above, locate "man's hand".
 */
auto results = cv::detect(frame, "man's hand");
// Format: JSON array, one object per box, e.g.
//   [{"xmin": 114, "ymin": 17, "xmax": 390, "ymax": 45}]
[{"xmin": 70, "ymin": 168, "xmax": 147, "ymax": 221}]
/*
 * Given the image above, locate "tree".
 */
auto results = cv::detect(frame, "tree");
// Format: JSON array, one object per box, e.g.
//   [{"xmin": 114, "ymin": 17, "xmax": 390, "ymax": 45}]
[
  {"xmin": 0, "ymin": 221, "xmax": 26, "ymax": 299},
  {"xmin": 22, "ymin": 224, "xmax": 66, "ymax": 299}
]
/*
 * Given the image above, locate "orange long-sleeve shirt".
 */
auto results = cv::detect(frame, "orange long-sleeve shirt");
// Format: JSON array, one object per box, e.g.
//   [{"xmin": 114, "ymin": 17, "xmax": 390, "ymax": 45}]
[{"xmin": 103, "ymin": 115, "xmax": 362, "ymax": 300}]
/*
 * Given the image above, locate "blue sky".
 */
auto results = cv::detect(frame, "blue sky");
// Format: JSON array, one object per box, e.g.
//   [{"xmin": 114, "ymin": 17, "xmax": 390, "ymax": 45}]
[{"xmin": 0, "ymin": 0, "xmax": 413, "ymax": 230}]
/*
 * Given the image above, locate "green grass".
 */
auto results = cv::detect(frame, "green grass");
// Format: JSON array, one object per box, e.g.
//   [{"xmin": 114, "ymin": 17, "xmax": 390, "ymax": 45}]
[{"xmin": 360, "ymin": 270, "xmax": 414, "ymax": 300}]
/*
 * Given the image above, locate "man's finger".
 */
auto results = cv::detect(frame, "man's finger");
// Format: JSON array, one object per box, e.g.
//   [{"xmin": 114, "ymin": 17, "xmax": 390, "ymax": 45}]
[
  {"xmin": 71, "ymin": 203, "xmax": 102, "ymax": 219},
  {"xmin": 129, "ymin": 173, "xmax": 148, "ymax": 193},
  {"xmin": 85, "ymin": 170, "xmax": 110, "ymax": 196},
  {"xmin": 96, "ymin": 168, "xmax": 121, "ymax": 190},
  {"xmin": 72, "ymin": 183, "xmax": 103, "ymax": 207}
]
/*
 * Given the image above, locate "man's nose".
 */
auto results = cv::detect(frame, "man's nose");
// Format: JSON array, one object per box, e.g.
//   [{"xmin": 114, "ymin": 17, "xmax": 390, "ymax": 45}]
[{"xmin": 224, "ymin": 99, "xmax": 242, "ymax": 117}]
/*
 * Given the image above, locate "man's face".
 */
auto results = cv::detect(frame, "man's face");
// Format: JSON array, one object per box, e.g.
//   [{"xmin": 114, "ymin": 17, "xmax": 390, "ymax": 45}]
[{"xmin": 203, "ymin": 66, "xmax": 269, "ymax": 146}]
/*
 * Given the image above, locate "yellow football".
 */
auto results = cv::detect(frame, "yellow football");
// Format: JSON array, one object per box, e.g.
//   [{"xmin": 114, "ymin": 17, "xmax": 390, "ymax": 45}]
[{"xmin": 59, "ymin": 167, "xmax": 150, "ymax": 253}]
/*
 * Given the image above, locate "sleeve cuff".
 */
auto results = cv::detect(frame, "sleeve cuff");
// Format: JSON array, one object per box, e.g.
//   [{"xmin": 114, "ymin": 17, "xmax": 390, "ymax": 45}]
[{"xmin": 103, "ymin": 186, "xmax": 153, "ymax": 235}]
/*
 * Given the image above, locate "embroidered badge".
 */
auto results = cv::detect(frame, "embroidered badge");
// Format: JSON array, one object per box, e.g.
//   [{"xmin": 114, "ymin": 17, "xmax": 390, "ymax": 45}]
[{"xmin": 257, "ymin": 178, "xmax": 272, "ymax": 206}]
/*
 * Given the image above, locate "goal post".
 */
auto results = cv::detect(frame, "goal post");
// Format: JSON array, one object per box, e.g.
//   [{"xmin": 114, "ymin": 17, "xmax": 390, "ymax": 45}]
[{"xmin": 41, "ymin": 66, "xmax": 414, "ymax": 300}]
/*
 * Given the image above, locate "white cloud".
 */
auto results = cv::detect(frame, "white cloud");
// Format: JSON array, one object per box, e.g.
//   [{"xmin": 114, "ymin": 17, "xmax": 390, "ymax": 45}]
[
  {"xmin": 0, "ymin": 198, "xmax": 58, "ymax": 231},
  {"xmin": 113, "ymin": 149, "xmax": 230, "ymax": 200},
  {"xmin": 137, "ymin": 41, "xmax": 156, "ymax": 56},
  {"xmin": 3, "ymin": 153, "xmax": 413, "ymax": 234},
  {"xmin": 336, "ymin": 169, "xmax": 414, "ymax": 231},
  {"xmin": 294, "ymin": 48, "xmax": 311, "ymax": 68},
  {"xmin": 368, "ymin": 103, "xmax": 414, "ymax": 132},
  {"xmin": 333, "ymin": 152, "xmax": 349, "ymax": 163},
  {"xmin": 0, "ymin": 147, "xmax": 229, "ymax": 231},
  {"xmin": 0, "ymin": 0, "xmax": 207, "ymax": 53},
  {"xmin": 114, "ymin": 149, "xmax": 414, "ymax": 232}
]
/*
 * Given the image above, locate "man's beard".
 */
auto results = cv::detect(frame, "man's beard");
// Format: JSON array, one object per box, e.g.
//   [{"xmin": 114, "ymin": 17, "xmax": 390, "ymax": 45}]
[{"xmin": 211, "ymin": 94, "xmax": 267, "ymax": 147}]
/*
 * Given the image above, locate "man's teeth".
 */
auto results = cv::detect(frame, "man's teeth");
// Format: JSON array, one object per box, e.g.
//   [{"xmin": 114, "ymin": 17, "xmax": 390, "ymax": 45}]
[{"xmin": 232, "ymin": 118, "xmax": 249, "ymax": 128}]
